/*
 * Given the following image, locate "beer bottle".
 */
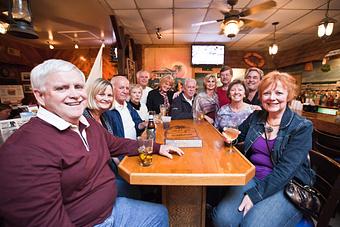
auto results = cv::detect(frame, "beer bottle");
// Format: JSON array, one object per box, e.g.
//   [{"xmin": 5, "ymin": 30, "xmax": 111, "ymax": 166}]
[{"xmin": 147, "ymin": 114, "xmax": 156, "ymax": 140}]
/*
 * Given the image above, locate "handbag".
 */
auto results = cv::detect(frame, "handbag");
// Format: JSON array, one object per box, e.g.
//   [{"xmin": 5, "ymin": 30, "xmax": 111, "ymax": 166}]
[
  {"xmin": 263, "ymin": 128, "xmax": 322, "ymax": 219},
  {"xmin": 284, "ymin": 179, "xmax": 321, "ymax": 219}
]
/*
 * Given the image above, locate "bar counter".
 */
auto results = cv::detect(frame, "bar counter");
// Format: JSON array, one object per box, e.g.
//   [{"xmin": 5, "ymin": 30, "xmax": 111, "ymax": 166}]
[{"xmin": 301, "ymin": 111, "xmax": 340, "ymax": 135}]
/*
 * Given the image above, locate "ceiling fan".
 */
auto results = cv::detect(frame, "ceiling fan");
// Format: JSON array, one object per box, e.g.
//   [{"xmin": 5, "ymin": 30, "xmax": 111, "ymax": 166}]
[{"xmin": 192, "ymin": 0, "xmax": 277, "ymax": 38}]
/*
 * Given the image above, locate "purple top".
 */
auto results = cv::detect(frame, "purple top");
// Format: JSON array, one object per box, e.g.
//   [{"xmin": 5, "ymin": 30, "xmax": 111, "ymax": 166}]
[{"xmin": 250, "ymin": 136, "xmax": 275, "ymax": 180}]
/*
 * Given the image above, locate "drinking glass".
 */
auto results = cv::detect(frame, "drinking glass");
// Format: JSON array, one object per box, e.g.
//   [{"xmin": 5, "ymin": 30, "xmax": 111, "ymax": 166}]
[
  {"xmin": 159, "ymin": 104, "xmax": 167, "ymax": 116},
  {"xmin": 161, "ymin": 116, "xmax": 171, "ymax": 130},
  {"xmin": 222, "ymin": 127, "xmax": 240, "ymax": 152},
  {"xmin": 195, "ymin": 111, "xmax": 204, "ymax": 122},
  {"xmin": 137, "ymin": 137, "xmax": 153, "ymax": 167}
]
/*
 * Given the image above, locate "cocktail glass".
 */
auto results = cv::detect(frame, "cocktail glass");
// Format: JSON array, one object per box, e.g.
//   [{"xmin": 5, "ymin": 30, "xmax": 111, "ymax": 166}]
[{"xmin": 222, "ymin": 127, "xmax": 240, "ymax": 152}]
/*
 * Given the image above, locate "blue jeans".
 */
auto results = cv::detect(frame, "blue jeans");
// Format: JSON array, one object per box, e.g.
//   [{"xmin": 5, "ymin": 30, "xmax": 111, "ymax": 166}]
[
  {"xmin": 212, "ymin": 179, "xmax": 302, "ymax": 227},
  {"xmin": 94, "ymin": 197, "xmax": 169, "ymax": 227}
]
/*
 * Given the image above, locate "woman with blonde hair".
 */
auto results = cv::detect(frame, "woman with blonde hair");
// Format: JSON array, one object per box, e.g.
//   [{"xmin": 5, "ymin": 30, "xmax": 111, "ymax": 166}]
[
  {"xmin": 84, "ymin": 78, "xmax": 114, "ymax": 133},
  {"xmin": 213, "ymin": 71, "xmax": 315, "ymax": 227},
  {"xmin": 146, "ymin": 75, "xmax": 174, "ymax": 114},
  {"xmin": 192, "ymin": 74, "xmax": 219, "ymax": 124}
]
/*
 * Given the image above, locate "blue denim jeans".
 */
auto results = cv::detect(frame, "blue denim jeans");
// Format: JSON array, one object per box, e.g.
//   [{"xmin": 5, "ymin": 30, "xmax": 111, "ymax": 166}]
[
  {"xmin": 94, "ymin": 197, "xmax": 169, "ymax": 227},
  {"xmin": 212, "ymin": 179, "xmax": 303, "ymax": 227}
]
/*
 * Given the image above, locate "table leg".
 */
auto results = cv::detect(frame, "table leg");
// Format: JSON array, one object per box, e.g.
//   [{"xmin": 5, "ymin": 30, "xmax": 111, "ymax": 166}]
[{"xmin": 162, "ymin": 186, "xmax": 206, "ymax": 227}]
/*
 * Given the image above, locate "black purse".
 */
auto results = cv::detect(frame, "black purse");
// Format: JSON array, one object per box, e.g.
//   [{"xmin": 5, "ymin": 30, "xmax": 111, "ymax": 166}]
[
  {"xmin": 264, "ymin": 129, "xmax": 321, "ymax": 219},
  {"xmin": 284, "ymin": 179, "xmax": 321, "ymax": 219}
]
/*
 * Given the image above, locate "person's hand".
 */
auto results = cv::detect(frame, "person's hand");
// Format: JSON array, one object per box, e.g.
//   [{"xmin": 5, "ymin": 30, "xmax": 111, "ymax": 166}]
[
  {"xmin": 159, "ymin": 145, "xmax": 184, "ymax": 159},
  {"xmin": 238, "ymin": 194, "xmax": 253, "ymax": 216},
  {"xmin": 138, "ymin": 121, "xmax": 148, "ymax": 129},
  {"xmin": 251, "ymin": 105, "xmax": 262, "ymax": 111},
  {"xmin": 172, "ymin": 91, "xmax": 181, "ymax": 99}
]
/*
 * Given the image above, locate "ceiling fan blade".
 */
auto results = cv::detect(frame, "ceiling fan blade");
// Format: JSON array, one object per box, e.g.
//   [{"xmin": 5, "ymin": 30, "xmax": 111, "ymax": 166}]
[
  {"xmin": 242, "ymin": 18, "xmax": 266, "ymax": 28},
  {"xmin": 240, "ymin": 0, "xmax": 276, "ymax": 17},
  {"xmin": 192, "ymin": 19, "xmax": 223, "ymax": 27}
]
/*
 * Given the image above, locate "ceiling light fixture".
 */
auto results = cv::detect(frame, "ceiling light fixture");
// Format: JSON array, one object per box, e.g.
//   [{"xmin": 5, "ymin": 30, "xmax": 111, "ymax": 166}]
[
  {"xmin": 7, "ymin": 0, "xmax": 39, "ymax": 39},
  {"xmin": 222, "ymin": 18, "xmax": 244, "ymax": 38},
  {"xmin": 47, "ymin": 41, "xmax": 54, "ymax": 49},
  {"xmin": 156, "ymin": 27, "xmax": 162, "ymax": 39},
  {"xmin": 318, "ymin": 0, "xmax": 336, "ymax": 38},
  {"xmin": 0, "ymin": 21, "xmax": 9, "ymax": 34},
  {"xmin": 74, "ymin": 41, "xmax": 79, "ymax": 49},
  {"xmin": 269, "ymin": 22, "xmax": 279, "ymax": 56}
]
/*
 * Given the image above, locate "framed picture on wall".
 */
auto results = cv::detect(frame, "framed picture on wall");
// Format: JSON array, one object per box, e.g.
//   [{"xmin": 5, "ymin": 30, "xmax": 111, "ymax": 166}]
[
  {"xmin": 23, "ymin": 84, "xmax": 33, "ymax": 93},
  {"xmin": 21, "ymin": 72, "xmax": 31, "ymax": 81},
  {"xmin": 126, "ymin": 58, "xmax": 136, "ymax": 83}
]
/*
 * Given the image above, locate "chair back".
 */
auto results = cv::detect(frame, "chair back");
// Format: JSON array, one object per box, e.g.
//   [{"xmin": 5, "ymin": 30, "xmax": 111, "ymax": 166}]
[
  {"xmin": 309, "ymin": 150, "xmax": 340, "ymax": 227},
  {"xmin": 313, "ymin": 129, "xmax": 340, "ymax": 161}
]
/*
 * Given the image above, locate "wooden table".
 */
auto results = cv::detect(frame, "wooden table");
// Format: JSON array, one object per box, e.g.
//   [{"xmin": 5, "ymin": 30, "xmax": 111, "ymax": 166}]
[{"xmin": 119, "ymin": 119, "xmax": 255, "ymax": 227}]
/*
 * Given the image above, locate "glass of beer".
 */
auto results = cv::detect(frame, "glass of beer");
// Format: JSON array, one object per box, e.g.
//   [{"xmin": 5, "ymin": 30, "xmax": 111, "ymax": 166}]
[
  {"xmin": 161, "ymin": 116, "xmax": 171, "ymax": 130},
  {"xmin": 196, "ymin": 111, "xmax": 204, "ymax": 121},
  {"xmin": 137, "ymin": 137, "xmax": 153, "ymax": 167},
  {"xmin": 222, "ymin": 127, "xmax": 240, "ymax": 152},
  {"xmin": 160, "ymin": 104, "xmax": 167, "ymax": 116}
]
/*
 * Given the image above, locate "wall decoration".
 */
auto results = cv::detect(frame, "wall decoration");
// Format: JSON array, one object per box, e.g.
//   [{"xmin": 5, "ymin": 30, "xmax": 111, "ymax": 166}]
[
  {"xmin": 23, "ymin": 84, "xmax": 33, "ymax": 93},
  {"xmin": 126, "ymin": 58, "xmax": 136, "ymax": 83},
  {"xmin": 21, "ymin": 72, "xmax": 31, "ymax": 81}
]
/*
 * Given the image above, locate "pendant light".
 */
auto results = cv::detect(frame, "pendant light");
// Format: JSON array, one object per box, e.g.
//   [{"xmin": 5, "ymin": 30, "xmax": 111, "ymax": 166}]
[
  {"xmin": 269, "ymin": 22, "xmax": 279, "ymax": 56},
  {"xmin": 318, "ymin": 0, "xmax": 336, "ymax": 38},
  {"xmin": 7, "ymin": 0, "xmax": 38, "ymax": 39}
]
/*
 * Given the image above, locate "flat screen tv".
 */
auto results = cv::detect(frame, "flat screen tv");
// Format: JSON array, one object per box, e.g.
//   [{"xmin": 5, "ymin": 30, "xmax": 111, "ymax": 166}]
[{"xmin": 191, "ymin": 44, "xmax": 225, "ymax": 66}]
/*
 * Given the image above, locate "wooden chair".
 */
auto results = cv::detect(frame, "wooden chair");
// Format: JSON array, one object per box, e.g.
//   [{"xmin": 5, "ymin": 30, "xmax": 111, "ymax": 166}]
[
  {"xmin": 313, "ymin": 129, "xmax": 340, "ymax": 162},
  {"xmin": 309, "ymin": 150, "xmax": 340, "ymax": 227}
]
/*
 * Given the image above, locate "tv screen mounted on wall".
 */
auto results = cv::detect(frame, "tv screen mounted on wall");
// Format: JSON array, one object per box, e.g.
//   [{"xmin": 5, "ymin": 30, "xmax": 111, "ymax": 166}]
[{"xmin": 191, "ymin": 44, "xmax": 225, "ymax": 66}]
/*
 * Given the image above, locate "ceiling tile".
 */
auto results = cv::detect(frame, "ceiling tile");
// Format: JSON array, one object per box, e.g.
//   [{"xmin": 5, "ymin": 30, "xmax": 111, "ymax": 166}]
[
  {"xmin": 174, "ymin": 34, "xmax": 198, "ymax": 44},
  {"xmin": 175, "ymin": 9, "xmax": 208, "ymax": 33},
  {"xmin": 105, "ymin": 0, "xmax": 136, "ymax": 9},
  {"xmin": 140, "ymin": 9, "xmax": 173, "ymax": 33},
  {"xmin": 132, "ymin": 34, "xmax": 153, "ymax": 44},
  {"xmin": 135, "ymin": 0, "xmax": 172, "ymax": 8},
  {"xmin": 175, "ymin": 0, "xmax": 211, "ymax": 8},
  {"xmin": 114, "ymin": 10, "xmax": 147, "ymax": 33}
]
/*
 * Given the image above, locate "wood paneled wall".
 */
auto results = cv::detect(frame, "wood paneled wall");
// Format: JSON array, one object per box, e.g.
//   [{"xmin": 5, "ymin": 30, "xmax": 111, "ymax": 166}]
[{"xmin": 0, "ymin": 36, "xmax": 117, "ymax": 80}]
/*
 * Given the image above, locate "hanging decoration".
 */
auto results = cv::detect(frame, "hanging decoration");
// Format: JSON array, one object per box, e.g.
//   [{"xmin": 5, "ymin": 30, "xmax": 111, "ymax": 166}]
[{"xmin": 243, "ymin": 52, "xmax": 265, "ymax": 68}]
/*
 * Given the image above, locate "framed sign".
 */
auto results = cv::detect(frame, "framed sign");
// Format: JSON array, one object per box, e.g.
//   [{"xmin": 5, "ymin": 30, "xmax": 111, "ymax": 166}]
[
  {"xmin": 126, "ymin": 58, "xmax": 136, "ymax": 83},
  {"xmin": 21, "ymin": 72, "xmax": 31, "ymax": 81},
  {"xmin": 23, "ymin": 84, "xmax": 33, "ymax": 93}
]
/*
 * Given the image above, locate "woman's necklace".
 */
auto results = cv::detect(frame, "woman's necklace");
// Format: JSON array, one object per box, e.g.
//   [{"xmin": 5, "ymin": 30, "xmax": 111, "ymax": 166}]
[{"xmin": 265, "ymin": 121, "xmax": 280, "ymax": 133}]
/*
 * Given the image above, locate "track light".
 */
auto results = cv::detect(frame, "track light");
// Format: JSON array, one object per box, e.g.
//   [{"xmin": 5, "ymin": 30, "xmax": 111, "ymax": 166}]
[
  {"xmin": 269, "ymin": 22, "xmax": 279, "ymax": 56},
  {"xmin": 0, "ymin": 21, "xmax": 9, "ymax": 34},
  {"xmin": 47, "ymin": 41, "xmax": 54, "ymax": 49},
  {"xmin": 156, "ymin": 27, "xmax": 162, "ymax": 39}
]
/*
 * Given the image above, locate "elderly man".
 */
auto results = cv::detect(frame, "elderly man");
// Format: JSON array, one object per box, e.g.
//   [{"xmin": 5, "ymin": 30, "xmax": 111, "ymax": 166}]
[
  {"xmin": 170, "ymin": 79, "xmax": 197, "ymax": 119},
  {"xmin": 0, "ymin": 59, "xmax": 183, "ymax": 227},
  {"xmin": 106, "ymin": 76, "xmax": 146, "ymax": 139},
  {"xmin": 244, "ymin": 67, "xmax": 264, "ymax": 106},
  {"xmin": 217, "ymin": 65, "xmax": 233, "ymax": 107},
  {"xmin": 136, "ymin": 70, "xmax": 152, "ymax": 105}
]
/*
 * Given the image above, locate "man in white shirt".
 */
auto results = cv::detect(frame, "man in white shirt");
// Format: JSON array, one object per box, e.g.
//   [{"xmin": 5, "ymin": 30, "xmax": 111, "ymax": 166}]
[
  {"xmin": 170, "ymin": 79, "xmax": 197, "ymax": 120},
  {"xmin": 136, "ymin": 70, "xmax": 152, "ymax": 105},
  {"xmin": 106, "ymin": 76, "xmax": 146, "ymax": 139}
]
